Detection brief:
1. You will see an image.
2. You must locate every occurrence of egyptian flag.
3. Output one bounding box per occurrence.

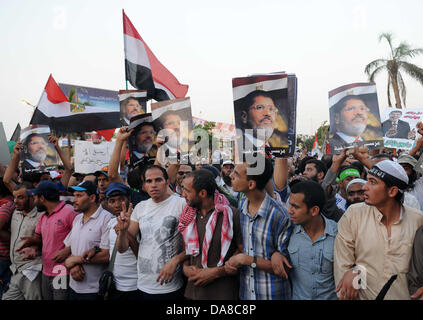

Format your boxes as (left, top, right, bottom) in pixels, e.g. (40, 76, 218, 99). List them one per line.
(123, 10, 189, 101)
(30, 75, 119, 135)
(312, 132, 322, 158)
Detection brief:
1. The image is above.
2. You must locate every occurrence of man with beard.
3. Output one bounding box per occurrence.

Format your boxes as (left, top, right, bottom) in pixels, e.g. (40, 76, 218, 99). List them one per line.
(334, 166, 361, 212)
(180, 169, 242, 300)
(21, 133, 50, 173)
(121, 97, 145, 126)
(330, 95, 380, 151)
(345, 178, 366, 208)
(2, 183, 43, 300)
(218, 160, 239, 199)
(16, 181, 78, 300)
(238, 90, 286, 151)
(334, 160, 423, 300)
(64, 181, 112, 300)
(128, 114, 158, 169)
(302, 159, 327, 183)
(397, 153, 423, 210)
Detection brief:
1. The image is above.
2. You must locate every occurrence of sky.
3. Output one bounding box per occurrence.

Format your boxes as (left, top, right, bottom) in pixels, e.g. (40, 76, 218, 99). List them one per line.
(1, 0, 423, 139)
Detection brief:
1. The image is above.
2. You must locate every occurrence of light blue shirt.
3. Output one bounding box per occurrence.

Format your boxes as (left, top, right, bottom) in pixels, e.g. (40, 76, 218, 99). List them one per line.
(288, 215, 338, 300)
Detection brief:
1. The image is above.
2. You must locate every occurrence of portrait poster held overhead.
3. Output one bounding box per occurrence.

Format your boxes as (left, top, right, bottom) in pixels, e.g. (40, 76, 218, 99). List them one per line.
(328, 82, 383, 153)
(118, 89, 148, 126)
(232, 72, 295, 159)
(381, 107, 423, 150)
(19, 125, 59, 174)
(127, 113, 158, 169)
(151, 98, 194, 163)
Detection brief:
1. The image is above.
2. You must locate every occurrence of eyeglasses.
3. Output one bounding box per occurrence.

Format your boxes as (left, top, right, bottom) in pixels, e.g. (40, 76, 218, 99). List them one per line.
(177, 171, 191, 176)
(249, 104, 278, 114)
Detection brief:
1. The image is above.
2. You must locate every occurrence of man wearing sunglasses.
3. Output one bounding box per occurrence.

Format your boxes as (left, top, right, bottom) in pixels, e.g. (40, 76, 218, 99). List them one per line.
(171, 165, 193, 196)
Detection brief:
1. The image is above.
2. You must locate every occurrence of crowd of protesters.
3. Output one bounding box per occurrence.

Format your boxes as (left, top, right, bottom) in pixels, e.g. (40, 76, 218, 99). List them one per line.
(1, 121, 423, 301)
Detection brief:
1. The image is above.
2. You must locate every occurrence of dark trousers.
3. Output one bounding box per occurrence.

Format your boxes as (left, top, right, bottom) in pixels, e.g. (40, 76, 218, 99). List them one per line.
(69, 288, 101, 301)
(108, 287, 139, 301)
(0, 259, 12, 300)
(41, 274, 69, 300)
(136, 286, 185, 301)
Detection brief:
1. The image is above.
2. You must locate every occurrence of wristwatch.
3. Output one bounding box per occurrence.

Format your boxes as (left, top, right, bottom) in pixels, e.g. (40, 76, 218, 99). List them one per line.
(250, 256, 257, 269)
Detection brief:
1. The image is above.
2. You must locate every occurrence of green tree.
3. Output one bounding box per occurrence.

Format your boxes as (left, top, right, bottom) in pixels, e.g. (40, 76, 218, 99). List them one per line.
(365, 32, 423, 109)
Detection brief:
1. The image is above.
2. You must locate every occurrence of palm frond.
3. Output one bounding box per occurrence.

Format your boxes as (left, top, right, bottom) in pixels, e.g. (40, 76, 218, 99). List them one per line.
(397, 71, 406, 107)
(364, 59, 387, 77)
(399, 61, 423, 86)
(368, 65, 387, 82)
(394, 41, 411, 59)
(401, 48, 423, 60)
(379, 32, 395, 58)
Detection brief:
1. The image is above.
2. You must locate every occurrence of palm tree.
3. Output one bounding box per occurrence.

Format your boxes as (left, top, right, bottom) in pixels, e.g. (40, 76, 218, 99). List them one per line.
(365, 32, 423, 109)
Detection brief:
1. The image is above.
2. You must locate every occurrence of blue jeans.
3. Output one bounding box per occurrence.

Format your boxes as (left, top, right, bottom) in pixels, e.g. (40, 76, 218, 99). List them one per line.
(0, 259, 12, 300)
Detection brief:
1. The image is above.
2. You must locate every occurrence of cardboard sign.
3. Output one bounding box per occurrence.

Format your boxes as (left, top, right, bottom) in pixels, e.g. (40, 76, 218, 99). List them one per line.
(329, 82, 383, 153)
(381, 107, 423, 150)
(74, 140, 115, 174)
(19, 125, 58, 173)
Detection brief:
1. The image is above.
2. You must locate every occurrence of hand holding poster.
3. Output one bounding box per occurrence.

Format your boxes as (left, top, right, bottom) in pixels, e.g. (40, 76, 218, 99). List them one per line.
(74, 140, 115, 174)
(118, 90, 148, 126)
(232, 72, 297, 158)
(329, 82, 383, 153)
(20, 125, 58, 173)
(381, 108, 423, 150)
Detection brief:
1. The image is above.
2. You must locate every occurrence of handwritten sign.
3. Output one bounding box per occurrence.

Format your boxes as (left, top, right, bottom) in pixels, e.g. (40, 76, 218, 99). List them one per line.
(74, 140, 115, 174)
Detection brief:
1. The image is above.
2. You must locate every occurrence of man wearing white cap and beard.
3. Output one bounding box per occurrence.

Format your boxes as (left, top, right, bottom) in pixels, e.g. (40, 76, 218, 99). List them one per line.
(345, 178, 366, 208)
(334, 160, 423, 300)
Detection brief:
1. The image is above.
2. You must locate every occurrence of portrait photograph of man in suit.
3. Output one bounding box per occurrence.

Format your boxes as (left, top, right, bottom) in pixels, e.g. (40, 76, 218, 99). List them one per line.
(382, 109, 415, 139)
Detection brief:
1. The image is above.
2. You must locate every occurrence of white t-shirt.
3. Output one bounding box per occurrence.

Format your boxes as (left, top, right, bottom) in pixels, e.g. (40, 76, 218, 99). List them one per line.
(410, 177, 423, 210)
(130, 195, 186, 294)
(108, 218, 138, 292)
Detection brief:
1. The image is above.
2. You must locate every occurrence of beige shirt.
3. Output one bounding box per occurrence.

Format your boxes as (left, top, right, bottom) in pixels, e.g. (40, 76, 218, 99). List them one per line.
(334, 202, 423, 300)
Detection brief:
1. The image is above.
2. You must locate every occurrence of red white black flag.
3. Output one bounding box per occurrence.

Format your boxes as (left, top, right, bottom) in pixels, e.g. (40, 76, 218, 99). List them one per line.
(123, 10, 189, 101)
(30, 74, 119, 133)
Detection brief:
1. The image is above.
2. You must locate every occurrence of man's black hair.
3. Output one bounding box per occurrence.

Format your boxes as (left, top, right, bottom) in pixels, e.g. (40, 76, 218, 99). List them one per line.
(13, 181, 34, 192)
(242, 90, 274, 113)
(142, 165, 169, 181)
(290, 180, 326, 211)
(127, 166, 143, 190)
(186, 169, 217, 197)
(246, 154, 274, 191)
(304, 159, 328, 175)
(383, 179, 405, 204)
(297, 156, 315, 175)
(350, 161, 365, 177)
(371, 153, 392, 161)
(321, 154, 333, 172)
(0, 178, 12, 198)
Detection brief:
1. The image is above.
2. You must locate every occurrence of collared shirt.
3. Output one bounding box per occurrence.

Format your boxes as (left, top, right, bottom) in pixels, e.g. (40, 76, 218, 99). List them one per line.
(334, 202, 423, 300)
(336, 132, 363, 143)
(64, 205, 112, 294)
(35, 201, 78, 276)
(0, 197, 14, 260)
(335, 193, 347, 212)
(288, 215, 338, 300)
(9, 207, 42, 274)
(239, 193, 292, 300)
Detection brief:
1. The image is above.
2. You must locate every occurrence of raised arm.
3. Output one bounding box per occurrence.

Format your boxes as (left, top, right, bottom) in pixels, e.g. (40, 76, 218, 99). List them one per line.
(109, 127, 132, 184)
(3, 141, 22, 193)
(49, 134, 73, 188)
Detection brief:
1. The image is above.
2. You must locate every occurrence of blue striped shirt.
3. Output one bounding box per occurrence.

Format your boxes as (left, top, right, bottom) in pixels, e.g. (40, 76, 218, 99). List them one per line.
(239, 193, 293, 300)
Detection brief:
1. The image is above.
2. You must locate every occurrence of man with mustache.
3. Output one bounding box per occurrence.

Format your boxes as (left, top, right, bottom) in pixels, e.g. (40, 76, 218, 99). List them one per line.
(330, 95, 380, 151)
(239, 90, 283, 150)
(121, 97, 145, 126)
(128, 114, 157, 169)
(21, 134, 50, 174)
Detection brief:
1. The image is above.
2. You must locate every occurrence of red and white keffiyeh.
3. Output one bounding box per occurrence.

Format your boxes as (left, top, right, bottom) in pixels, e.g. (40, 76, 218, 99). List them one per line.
(179, 191, 233, 268)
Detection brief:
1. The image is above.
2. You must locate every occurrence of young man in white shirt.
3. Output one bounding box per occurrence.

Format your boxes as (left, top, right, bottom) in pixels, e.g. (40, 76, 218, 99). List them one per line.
(116, 165, 187, 300)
